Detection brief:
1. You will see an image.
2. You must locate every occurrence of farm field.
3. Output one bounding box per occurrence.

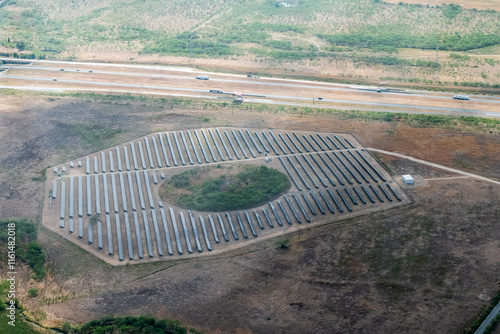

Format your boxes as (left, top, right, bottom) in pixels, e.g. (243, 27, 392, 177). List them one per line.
(1, 93, 500, 332)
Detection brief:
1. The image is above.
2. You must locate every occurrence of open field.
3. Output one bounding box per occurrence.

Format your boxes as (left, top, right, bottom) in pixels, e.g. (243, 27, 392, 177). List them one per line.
(0, 93, 500, 332)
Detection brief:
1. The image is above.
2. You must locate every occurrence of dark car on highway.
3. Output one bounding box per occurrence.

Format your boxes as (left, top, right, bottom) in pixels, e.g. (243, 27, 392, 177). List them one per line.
(209, 89, 223, 93)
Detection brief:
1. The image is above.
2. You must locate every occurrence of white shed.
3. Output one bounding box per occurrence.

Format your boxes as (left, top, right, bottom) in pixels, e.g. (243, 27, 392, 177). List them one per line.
(402, 174, 414, 184)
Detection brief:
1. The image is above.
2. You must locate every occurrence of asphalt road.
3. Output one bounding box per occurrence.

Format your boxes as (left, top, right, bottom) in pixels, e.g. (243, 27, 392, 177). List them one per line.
(3, 58, 500, 101)
(474, 302, 500, 334)
(2, 74, 496, 117)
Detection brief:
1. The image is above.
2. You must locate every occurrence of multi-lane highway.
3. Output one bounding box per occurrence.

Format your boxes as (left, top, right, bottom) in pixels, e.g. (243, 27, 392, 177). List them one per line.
(1, 58, 499, 117)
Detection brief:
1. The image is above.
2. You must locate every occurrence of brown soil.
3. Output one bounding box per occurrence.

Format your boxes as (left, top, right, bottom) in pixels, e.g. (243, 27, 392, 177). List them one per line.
(1, 96, 500, 333)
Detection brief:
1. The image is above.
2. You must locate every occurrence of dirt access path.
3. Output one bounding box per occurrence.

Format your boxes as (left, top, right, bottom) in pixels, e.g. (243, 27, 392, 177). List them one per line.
(368, 148, 500, 186)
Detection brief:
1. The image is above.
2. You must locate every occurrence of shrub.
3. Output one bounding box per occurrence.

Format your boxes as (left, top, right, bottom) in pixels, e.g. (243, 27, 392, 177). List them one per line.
(275, 239, 291, 249)
(28, 288, 38, 298)
(161, 165, 290, 212)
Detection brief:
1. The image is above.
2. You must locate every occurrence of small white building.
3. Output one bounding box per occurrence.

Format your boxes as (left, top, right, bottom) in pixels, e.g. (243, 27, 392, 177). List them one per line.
(402, 174, 414, 184)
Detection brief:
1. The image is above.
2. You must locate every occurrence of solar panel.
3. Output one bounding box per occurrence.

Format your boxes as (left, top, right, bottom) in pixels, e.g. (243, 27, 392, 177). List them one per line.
(86, 175, 92, 216)
(169, 208, 183, 254)
(151, 209, 163, 256)
(199, 216, 212, 251)
(111, 173, 119, 213)
(141, 210, 154, 257)
(180, 211, 193, 253)
(115, 213, 124, 261)
(101, 151, 106, 173)
(151, 136, 162, 168)
(123, 213, 134, 260)
(106, 215, 113, 255)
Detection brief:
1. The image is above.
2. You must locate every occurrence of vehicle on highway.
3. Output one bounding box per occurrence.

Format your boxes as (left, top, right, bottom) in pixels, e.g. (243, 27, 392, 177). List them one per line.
(247, 74, 260, 78)
(76, 69, 80, 71)
(53, 78, 57, 81)
(209, 89, 223, 93)
(317, 97, 323, 100)
(59, 69, 64, 71)
(89, 70, 93, 73)
(453, 94, 470, 100)
(196, 75, 209, 80)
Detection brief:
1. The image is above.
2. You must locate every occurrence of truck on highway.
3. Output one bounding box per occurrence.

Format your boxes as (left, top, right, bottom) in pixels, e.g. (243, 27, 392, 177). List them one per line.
(453, 94, 470, 100)
(196, 75, 209, 80)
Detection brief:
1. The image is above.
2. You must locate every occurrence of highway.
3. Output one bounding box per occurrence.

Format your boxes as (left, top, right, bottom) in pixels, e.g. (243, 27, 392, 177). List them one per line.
(1, 58, 499, 118)
(3, 63, 500, 103)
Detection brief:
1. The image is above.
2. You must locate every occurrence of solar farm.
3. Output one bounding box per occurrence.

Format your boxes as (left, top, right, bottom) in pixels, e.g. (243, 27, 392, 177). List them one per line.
(43, 128, 410, 264)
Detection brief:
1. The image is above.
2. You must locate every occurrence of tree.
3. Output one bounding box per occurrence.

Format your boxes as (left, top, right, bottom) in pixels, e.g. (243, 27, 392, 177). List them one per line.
(26, 242, 46, 279)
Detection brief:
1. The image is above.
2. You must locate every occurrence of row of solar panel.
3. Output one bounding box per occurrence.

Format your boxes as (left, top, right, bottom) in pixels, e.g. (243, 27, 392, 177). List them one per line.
(54, 170, 159, 221)
(279, 150, 386, 192)
(57, 181, 401, 260)
(76, 130, 358, 174)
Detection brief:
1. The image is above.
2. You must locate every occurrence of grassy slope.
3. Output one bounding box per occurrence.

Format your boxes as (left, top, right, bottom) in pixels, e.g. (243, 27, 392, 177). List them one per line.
(0, 310, 41, 334)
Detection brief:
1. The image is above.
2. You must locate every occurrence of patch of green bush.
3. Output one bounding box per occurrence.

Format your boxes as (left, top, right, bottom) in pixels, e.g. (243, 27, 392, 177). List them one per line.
(0, 219, 46, 280)
(75, 315, 201, 334)
(163, 165, 290, 212)
(28, 288, 38, 298)
(319, 31, 500, 52)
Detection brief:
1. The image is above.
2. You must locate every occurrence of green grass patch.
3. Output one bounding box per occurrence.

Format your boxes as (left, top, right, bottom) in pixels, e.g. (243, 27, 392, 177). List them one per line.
(0, 280, 40, 333)
(70, 123, 122, 151)
(160, 165, 290, 212)
(0, 310, 40, 334)
(74, 315, 201, 334)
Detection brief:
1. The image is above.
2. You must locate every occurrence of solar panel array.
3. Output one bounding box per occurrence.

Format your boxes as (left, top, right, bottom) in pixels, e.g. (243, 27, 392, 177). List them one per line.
(47, 128, 407, 263)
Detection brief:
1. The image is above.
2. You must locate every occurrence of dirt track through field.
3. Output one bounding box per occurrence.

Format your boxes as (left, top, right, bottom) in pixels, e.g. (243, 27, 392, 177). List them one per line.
(368, 148, 500, 186)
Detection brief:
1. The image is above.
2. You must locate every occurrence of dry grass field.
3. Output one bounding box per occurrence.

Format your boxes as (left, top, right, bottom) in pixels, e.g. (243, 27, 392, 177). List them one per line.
(1, 93, 500, 332)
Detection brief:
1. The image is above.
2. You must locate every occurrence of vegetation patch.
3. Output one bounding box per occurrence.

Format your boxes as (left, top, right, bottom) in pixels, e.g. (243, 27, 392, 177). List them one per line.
(74, 315, 201, 334)
(0, 219, 46, 280)
(69, 123, 122, 152)
(160, 165, 290, 212)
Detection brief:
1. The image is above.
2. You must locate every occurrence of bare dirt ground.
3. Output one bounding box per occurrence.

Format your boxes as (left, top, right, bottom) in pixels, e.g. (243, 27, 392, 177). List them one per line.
(1, 95, 500, 333)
